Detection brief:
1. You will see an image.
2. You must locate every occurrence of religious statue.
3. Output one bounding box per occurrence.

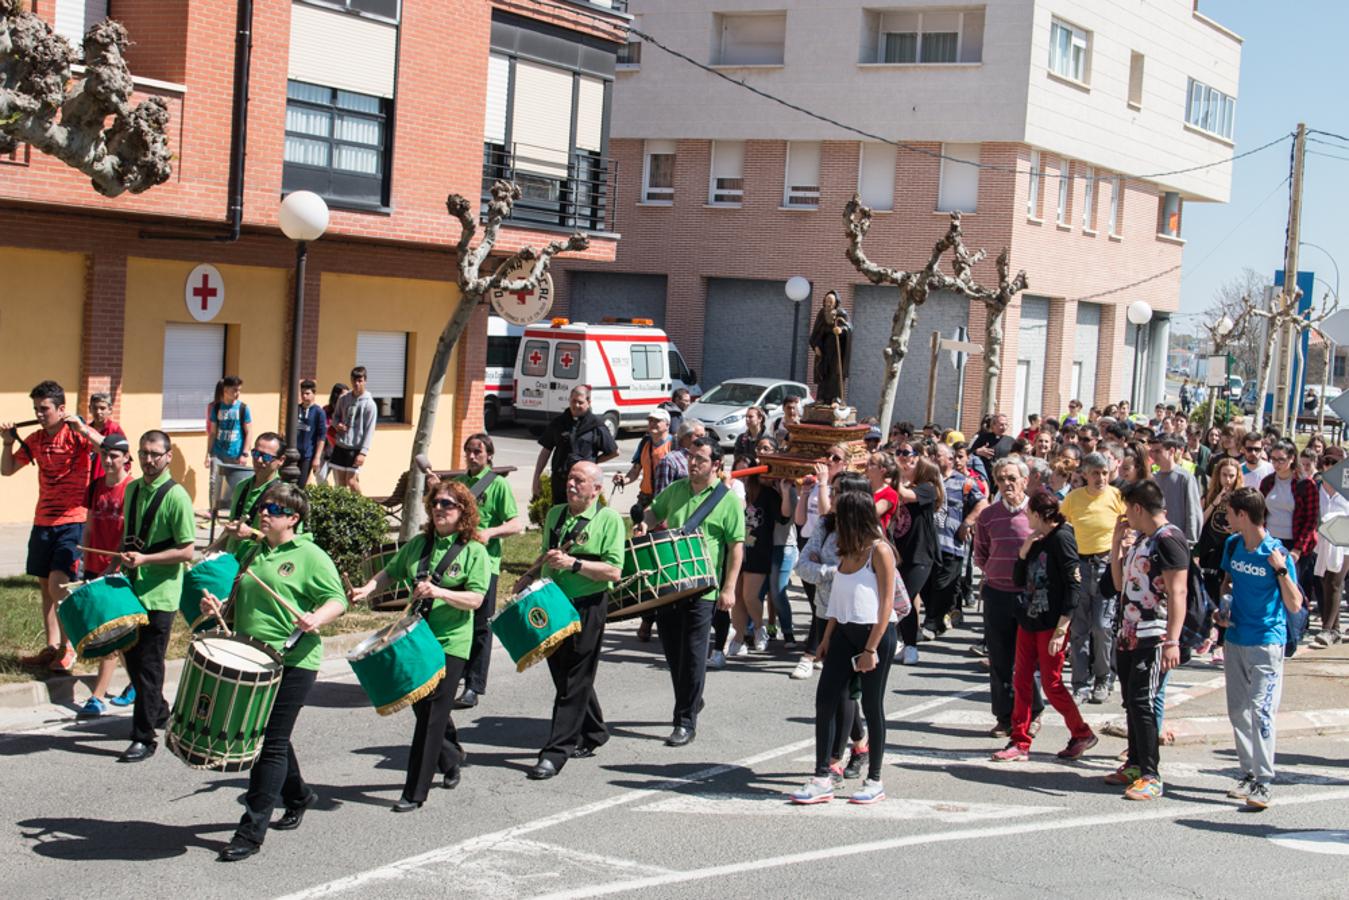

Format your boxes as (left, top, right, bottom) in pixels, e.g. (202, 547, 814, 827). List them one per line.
(808, 290, 852, 405)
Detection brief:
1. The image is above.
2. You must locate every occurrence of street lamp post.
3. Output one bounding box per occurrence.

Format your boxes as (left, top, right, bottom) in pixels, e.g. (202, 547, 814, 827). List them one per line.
(1127, 300, 1153, 412)
(1208, 314, 1234, 430)
(785, 276, 811, 383)
(278, 190, 330, 482)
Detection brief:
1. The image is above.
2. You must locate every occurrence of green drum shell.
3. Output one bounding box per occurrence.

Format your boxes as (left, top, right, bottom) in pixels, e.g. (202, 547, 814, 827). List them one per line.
(180, 553, 240, 632)
(57, 575, 149, 660)
(166, 634, 284, 772)
(346, 616, 446, 716)
(611, 530, 717, 620)
(491, 579, 581, 672)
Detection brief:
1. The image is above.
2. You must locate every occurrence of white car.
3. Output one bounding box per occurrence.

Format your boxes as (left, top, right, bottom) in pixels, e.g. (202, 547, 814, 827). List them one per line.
(688, 378, 812, 449)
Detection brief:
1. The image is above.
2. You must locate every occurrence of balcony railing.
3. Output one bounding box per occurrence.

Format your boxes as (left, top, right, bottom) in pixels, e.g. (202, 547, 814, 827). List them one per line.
(483, 142, 618, 234)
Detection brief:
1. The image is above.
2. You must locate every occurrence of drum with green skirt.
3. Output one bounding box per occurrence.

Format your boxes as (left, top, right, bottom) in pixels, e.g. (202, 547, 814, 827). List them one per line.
(346, 614, 446, 715)
(167, 633, 284, 771)
(57, 575, 149, 660)
(180, 552, 240, 631)
(490, 578, 581, 672)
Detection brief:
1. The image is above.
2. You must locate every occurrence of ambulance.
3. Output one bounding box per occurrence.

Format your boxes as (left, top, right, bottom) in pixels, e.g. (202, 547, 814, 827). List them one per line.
(484, 314, 523, 430)
(513, 318, 700, 436)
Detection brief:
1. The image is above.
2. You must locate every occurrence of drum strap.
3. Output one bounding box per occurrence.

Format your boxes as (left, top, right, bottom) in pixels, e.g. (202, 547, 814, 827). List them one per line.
(231, 476, 270, 524)
(678, 482, 729, 536)
(122, 478, 179, 553)
(549, 510, 589, 551)
(469, 470, 498, 501)
(417, 536, 469, 584)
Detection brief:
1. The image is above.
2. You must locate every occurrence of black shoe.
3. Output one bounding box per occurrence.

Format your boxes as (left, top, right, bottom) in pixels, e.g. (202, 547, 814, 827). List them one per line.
(274, 791, 318, 831)
(442, 767, 461, 790)
(844, 749, 869, 780)
(665, 726, 695, 747)
(453, 688, 479, 710)
(571, 745, 598, 759)
(391, 798, 422, 813)
(988, 721, 1012, 738)
(217, 837, 260, 862)
(528, 759, 559, 780)
(118, 740, 156, 763)
(636, 620, 653, 642)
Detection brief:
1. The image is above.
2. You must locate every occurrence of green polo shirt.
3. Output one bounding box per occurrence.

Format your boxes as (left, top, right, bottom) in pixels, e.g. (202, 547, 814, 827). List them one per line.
(453, 467, 519, 576)
(234, 533, 347, 670)
(650, 478, 746, 600)
(122, 470, 195, 613)
(384, 533, 491, 660)
(226, 473, 279, 552)
(541, 502, 625, 600)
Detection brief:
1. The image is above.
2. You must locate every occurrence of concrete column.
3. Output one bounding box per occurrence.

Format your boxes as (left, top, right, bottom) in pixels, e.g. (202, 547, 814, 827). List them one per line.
(1144, 315, 1171, 408)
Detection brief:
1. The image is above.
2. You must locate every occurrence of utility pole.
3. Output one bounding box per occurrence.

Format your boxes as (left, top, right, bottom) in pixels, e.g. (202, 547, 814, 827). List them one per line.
(1272, 123, 1306, 435)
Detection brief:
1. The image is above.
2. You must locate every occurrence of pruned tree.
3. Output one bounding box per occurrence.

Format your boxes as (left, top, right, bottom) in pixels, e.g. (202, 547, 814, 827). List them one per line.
(1210, 268, 1272, 381)
(398, 181, 589, 540)
(844, 200, 1027, 431)
(1197, 299, 1254, 429)
(0, 1, 172, 196)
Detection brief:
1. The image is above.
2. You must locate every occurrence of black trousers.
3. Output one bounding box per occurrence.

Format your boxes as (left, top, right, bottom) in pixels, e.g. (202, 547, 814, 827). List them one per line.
(405, 654, 467, 803)
(897, 563, 932, 646)
(541, 596, 609, 768)
(655, 596, 715, 729)
(922, 552, 965, 626)
(236, 666, 317, 846)
(298, 456, 315, 486)
(711, 608, 731, 653)
(814, 622, 897, 781)
(123, 610, 175, 745)
(461, 575, 498, 694)
(1116, 642, 1164, 779)
(983, 585, 1043, 724)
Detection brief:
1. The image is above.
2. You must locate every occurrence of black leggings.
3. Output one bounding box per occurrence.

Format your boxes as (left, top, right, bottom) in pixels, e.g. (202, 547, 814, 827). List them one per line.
(832, 688, 865, 761)
(897, 564, 931, 646)
(814, 621, 897, 780)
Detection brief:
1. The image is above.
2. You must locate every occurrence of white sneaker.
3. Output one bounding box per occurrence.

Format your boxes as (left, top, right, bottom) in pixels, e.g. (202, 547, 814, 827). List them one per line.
(753, 631, 769, 653)
(813, 658, 824, 670)
(900, 645, 919, 666)
(727, 639, 748, 658)
(708, 650, 727, 670)
(790, 656, 814, 680)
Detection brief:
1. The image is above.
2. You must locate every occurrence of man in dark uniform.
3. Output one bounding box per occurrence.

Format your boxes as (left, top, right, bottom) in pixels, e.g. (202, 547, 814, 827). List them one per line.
(521, 461, 624, 780)
(532, 386, 619, 506)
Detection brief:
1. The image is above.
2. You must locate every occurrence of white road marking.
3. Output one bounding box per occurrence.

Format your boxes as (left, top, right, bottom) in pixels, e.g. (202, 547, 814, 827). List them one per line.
(638, 792, 1065, 822)
(410, 837, 673, 896)
(533, 787, 1349, 900)
(1267, 830, 1349, 855)
(274, 688, 982, 900)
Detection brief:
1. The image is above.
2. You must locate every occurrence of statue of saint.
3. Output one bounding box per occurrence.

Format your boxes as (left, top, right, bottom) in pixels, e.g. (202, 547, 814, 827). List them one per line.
(808, 290, 852, 405)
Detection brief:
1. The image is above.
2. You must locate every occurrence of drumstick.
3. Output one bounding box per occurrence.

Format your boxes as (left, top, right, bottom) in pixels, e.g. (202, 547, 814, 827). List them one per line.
(202, 523, 264, 557)
(77, 545, 121, 557)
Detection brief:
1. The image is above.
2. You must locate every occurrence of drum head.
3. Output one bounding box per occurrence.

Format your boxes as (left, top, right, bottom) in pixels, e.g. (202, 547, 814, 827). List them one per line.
(195, 636, 278, 673)
(347, 615, 419, 661)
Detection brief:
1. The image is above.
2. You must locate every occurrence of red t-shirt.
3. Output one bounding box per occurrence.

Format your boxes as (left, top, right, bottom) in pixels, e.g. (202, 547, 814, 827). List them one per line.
(84, 473, 131, 577)
(14, 426, 94, 526)
(89, 419, 127, 485)
(874, 485, 899, 530)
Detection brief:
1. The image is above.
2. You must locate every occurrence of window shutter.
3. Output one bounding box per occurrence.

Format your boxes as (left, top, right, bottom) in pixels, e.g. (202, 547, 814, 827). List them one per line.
(719, 13, 786, 65)
(289, 3, 397, 99)
(162, 323, 225, 430)
(54, 0, 107, 49)
(710, 140, 744, 203)
(356, 331, 407, 400)
(511, 60, 574, 178)
(485, 54, 509, 145)
(575, 76, 605, 153)
(858, 142, 896, 211)
(938, 143, 980, 213)
(784, 141, 821, 206)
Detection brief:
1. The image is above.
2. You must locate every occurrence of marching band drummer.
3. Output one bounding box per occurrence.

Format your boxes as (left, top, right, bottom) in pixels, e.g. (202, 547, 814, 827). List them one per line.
(221, 432, 286, 552)
(634, 437, 745, 748)
(202, 482, 347, 862)
(521, 461, 625, 781)
(349, 480, 490, 811)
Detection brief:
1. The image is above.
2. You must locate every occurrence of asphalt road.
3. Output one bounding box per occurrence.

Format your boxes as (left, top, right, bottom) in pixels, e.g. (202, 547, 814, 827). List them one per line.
(4, 601, 1349, 900)
(485, 422, 644, 516)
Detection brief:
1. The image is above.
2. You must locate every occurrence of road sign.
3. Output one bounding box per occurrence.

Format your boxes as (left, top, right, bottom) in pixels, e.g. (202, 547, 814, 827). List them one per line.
(1320, 515, 1349, 548)
(1320, 309, 1349, 347)
(1329, 390, 1349, 423)
(1322, 458, 1349, 504)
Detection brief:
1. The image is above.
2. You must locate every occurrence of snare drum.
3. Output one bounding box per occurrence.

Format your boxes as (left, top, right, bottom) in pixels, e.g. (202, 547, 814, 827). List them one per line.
(356, 542, 412, 611)
(57, 575, 149, 660)
(609, 529, 718, 621)
(346, 615, 446, 715)
(491, 578, 581, 672)
(180, 552, 240, 631)
(167, 633, 284, 771)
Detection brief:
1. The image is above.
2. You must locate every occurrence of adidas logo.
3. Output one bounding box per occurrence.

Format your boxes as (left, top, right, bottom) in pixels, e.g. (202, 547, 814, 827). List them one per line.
(1230, 559, 1268, 577)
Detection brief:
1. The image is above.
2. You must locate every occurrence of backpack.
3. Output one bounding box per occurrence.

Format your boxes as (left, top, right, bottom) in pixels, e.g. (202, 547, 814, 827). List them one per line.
(1105, 524, 1214, 660)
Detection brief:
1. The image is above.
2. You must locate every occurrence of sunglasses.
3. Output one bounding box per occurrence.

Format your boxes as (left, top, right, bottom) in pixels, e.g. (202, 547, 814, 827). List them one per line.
(262, 502, 296, 517)
(251, 449, 278, 463)
(431, 498, 462, 511)
(896, 449, 914, 457)
(827, 454, 846, 463)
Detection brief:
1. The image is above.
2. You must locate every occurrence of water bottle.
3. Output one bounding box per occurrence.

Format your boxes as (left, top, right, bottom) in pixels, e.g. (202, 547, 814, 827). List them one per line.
(1220, 592, 1233, 620)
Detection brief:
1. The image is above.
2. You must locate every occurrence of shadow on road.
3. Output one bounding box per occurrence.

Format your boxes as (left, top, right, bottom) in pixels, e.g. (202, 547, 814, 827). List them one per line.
(17, 816, 235, 860)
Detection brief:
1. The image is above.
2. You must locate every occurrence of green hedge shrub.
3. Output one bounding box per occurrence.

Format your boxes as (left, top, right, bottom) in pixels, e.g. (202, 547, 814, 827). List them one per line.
(305, 484, 389, 581)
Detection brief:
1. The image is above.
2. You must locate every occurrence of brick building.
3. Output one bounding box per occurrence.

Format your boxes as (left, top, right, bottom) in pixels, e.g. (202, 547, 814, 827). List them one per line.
(553, 0, 1243, 434)
(0, 0, 626, 523)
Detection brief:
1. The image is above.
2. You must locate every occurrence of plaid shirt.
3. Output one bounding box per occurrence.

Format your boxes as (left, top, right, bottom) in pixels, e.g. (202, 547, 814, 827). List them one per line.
(1258, 472, 1320, 558)
(653, 447, 688, 495)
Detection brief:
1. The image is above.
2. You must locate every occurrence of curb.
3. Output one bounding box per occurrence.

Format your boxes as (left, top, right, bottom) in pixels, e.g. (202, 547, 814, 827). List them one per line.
(1166, 708, 1349, 746)
(0, 629, 377, 712)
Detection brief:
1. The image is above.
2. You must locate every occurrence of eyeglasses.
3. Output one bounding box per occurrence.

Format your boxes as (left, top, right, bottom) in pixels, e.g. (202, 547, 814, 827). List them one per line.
(138, 449, 166, 460)
(262, 502, 296, 517)
(1270, 456, 1290, 464)
(431, 498, 462, 511)
(895, 449, 914, 457)
(251, 449, 278, 463)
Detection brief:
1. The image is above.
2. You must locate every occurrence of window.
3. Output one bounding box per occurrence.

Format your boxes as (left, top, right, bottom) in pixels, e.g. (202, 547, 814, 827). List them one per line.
(1336, 355, 1346, 380)
(709, 140, 745, 205)
(521, 340, 550, 377)
(1108, 175, 1122, 236)
(1128, 52, 1144, 107)
(553, 341, 582, 379)
(1026, 149, 1042, 218)
(618, 41, 642, 67)
(1048, 18, 1089, 84)
(298, 0, 400, 23)
(486, 334, 520, 369)
(1158, 191, 1183, 238)
(865, 7, 984, 64)
(162, 323, 224, 430)
(356, 330, 408, 422)
(1056, 158, 1071, 226)
(631, 345, 663, 381)
(669, 350, 694, 384)
(762, 385, 787, 407)
(937, 142, 980, 213)
(1081, 166, 1096, 231)
(284, 80, 390, 207)
(858, 142, 896, 211)
(783, 141, 821, 208)
(54, 0, 107, 48)
(1185, 77, 1236, 140)
(714, 12, 786, 66)
(643, 140, 675, 203)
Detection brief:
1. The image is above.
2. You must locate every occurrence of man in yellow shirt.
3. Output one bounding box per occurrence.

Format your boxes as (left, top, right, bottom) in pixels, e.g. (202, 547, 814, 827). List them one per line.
(1061, 451, 1126, 705)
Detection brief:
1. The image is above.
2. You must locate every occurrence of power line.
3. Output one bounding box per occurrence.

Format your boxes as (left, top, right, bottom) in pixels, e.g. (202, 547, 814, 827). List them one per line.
(1180, 176, 1290, 280)
(1308, 149, 1349, 163)
(1309, 128, 1349, 145)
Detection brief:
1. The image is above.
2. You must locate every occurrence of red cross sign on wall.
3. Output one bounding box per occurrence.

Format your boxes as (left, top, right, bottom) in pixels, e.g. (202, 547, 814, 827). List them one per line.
(184, 263, 226, 322)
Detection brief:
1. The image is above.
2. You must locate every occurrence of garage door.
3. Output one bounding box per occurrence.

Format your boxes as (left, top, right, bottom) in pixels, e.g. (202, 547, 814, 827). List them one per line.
(1011, 296, 1049, 431)
(852, 285, 970, 426)
(566, 272, 667, 327)
(702, 278, 811, 389)
(1073, 302, 1100, 410)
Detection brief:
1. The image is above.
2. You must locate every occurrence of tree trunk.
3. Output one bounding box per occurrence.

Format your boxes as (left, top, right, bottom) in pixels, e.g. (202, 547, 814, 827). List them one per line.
(982, 305, 1005, 418)
(397, 296, 480, 541)
(876, 296, 919, 433)
(1254, 320, 1279, 431)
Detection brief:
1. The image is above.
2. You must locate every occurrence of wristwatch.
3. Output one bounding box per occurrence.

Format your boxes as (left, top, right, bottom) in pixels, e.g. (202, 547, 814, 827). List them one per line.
(570, 559, 583, 574)
(1273, 566, 1288, 578)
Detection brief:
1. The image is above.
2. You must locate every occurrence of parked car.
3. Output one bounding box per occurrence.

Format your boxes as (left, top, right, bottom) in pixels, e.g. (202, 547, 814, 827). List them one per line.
(688, 378, 812, 449)
(1304, 385, 1343, 421)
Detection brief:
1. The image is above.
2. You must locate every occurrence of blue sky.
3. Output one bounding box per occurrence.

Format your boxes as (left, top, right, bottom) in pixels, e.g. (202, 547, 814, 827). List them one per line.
(1177, 1, 1349, 329)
